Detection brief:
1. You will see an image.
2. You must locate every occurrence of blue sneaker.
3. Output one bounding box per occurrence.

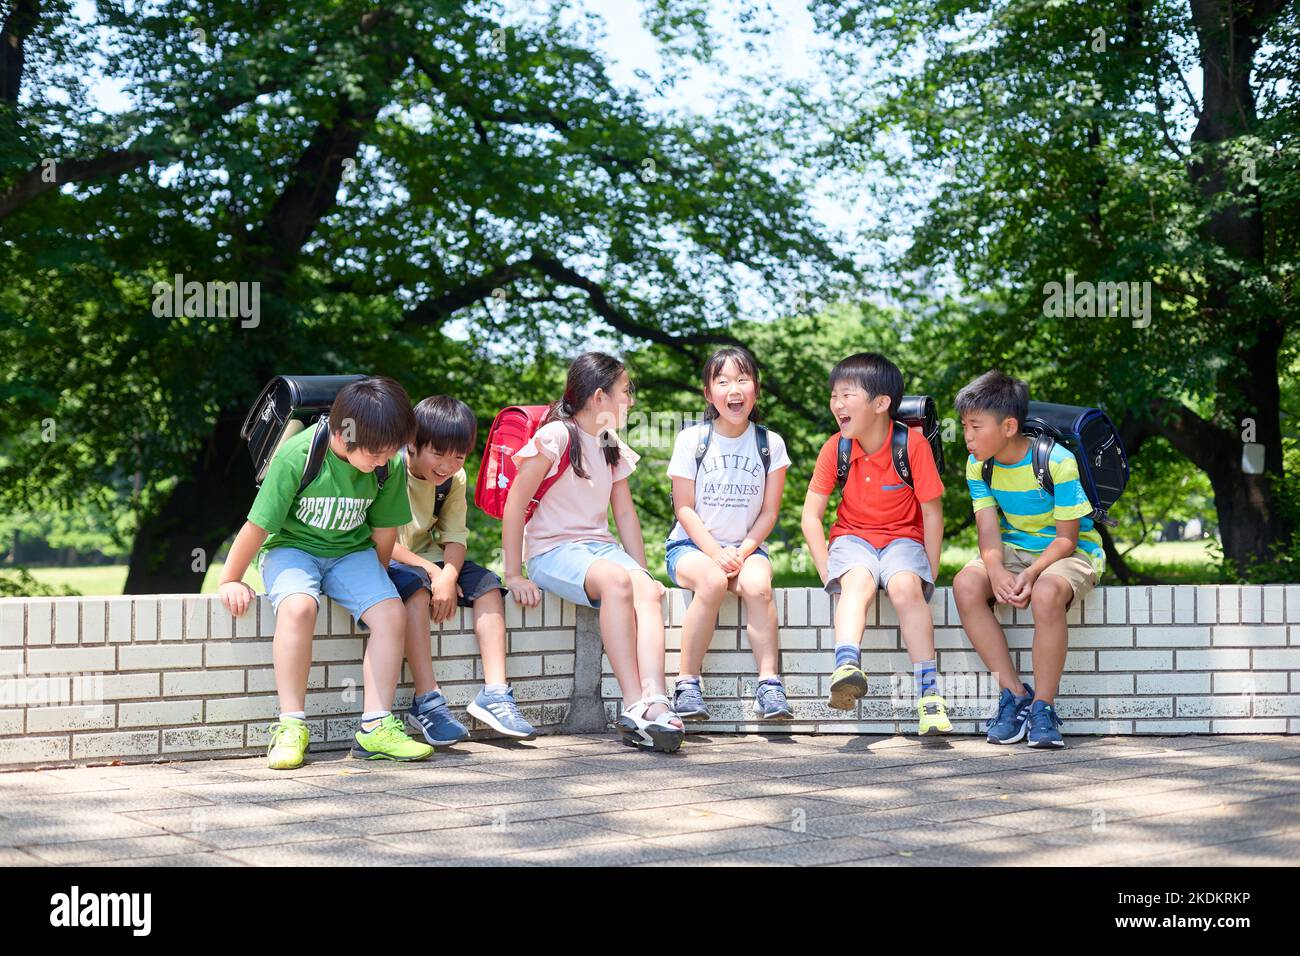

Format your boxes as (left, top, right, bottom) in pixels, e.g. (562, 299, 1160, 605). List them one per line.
(466, 686, 537, 740)
(673, 678, 710, 721)
(985, 684, 1035, 744)
(407, 690, 469, 746)
(752, 679, 794, 720)
(1027, 699, 1065, 748)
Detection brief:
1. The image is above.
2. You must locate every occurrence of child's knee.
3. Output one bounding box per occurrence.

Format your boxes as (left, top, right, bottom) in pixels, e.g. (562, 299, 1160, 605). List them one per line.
(953, 568, 988, 605)
(474, 587, 504, 612)
(886, 573, 925, 606)
(275, 594, 317, 626)
(1030, 576, 1071, 614)
(694, 566, 729, 599)
(736, 571, 772, 603)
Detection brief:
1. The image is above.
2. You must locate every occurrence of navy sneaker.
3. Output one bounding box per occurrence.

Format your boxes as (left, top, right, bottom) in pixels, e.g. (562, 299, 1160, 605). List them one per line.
(985, 684, 1035, 744)
(466, 686, 537, 740)
(1027, 699, 1065, 748)
(753, 679, 794, 720)
(407, 690, 469, 746)
(673, 678, 710, 721)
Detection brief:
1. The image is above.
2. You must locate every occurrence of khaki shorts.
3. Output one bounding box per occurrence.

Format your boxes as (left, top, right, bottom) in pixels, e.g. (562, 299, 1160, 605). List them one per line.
(962, 544, 1098, 607)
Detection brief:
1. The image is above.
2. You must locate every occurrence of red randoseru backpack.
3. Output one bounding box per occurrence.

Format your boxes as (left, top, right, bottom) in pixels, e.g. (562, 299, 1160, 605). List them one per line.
(475, 405, 571, 521)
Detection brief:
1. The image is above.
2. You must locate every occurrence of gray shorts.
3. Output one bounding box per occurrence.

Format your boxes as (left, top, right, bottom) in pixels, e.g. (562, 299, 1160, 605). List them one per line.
(825, 535, 934, 601)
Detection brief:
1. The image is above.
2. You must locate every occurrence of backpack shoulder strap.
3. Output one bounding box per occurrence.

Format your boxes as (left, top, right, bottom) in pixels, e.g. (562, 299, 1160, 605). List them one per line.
(835, 436, 852, 490)
(890, 420, 914, 491)
(693, 421, 713, 476)
(1032, 434, 1056, 496)
(299, 416, 332, 494)
(981, 457, 994, 488)
(754, 424, 770, 495)
(433, 477, 453, 515)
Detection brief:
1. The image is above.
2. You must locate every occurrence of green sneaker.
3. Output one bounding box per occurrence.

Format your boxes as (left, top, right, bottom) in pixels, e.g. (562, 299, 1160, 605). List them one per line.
(917, 693, 953, 735)
(827, 663, 869, 711)
(267, 717, 310, 770)
(351, 713, 435, 762)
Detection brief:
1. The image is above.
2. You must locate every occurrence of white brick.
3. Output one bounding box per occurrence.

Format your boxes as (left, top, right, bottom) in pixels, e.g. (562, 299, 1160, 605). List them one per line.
(162, 725, 244, 752)
(858, 628, 899, 649)
(1173, 587, 1195, 624)
(54, 599, 79, 644)
(205, 641, 274, 667)
(1097, 650, 1170, 671)
(99, 673, 160, 701)
(1070, 627, 1133, 648)
(1082, 592, 1105, 624)
(1133, 720, 1210, 734)
(327, 599, 354, 636)
(509, 630, 574, 653)
(1097, 697, 1171, 719)
(513, 678, 573, 702)
(1177, 697, 1249, 718)
(235, 599, 259, 638)
(247, 666, 323, 693)
(1127, 587, 1149, 625)
(0, 711, 20, 734)
(1218, 586, 1240, 624)
(504, 598, 524, 629)
(1195, 587, 1217, 624)
(1252, 695, 1300, 717)
(1251, 649, 1300, 670)
(1176, 649, 1251, 670)
(204, 696, 278, 723)
(544, 653, 575, 676)
(503, 655, 543, 679)
(0, 649, 22, 674)
(439, 633, 480, 656)
(774, 628, 818, 649)
(1060, 720, 1131, 734)
(667, 589, 686, 627)
(1211, 718, 1287, 733)
(1060, 674, 1134, 695)
(26, 600, 52, 645)
(1263, 587, 1284, 623)
(209, 600, 237, 639)
(26, 704, 115, 733)
(158, 597, 184, 641)
(782, 589, 808, 627)
(73, 731, 158, 760)
(808, 589, 831, 626)
(119, 699, 203, 727)
(1105, 588, 1126, 624)
(311, 638, 365, 661)
(81, 599, 106, 644)
(0, 675, 67, 706)
(326, 664, 364, 687)
(117, 644, 203, 670)
(1054, 698, 1094, 719)
(0, 601, 23, 646)
(134, 597, 158, 642)
(1135, 673, 1210, 694)
(1150, 586, 1172, 624)
(1286, 586, 1300, 623)
(1239, 586, 1262, 624)
(0, 735, 69, 764)
(542, 592, 564, 628)
(305, 690, 364, 716)
(26, 646, 116, 674)
(1019, 649, 1098, 672)
(877, 596, 898, 627)
(718, 594, 741, 627)
(1212, 672, 1288, 694)
(928, 592, 945, 625)
(777, 651, 835, 674)
(1135, 626, 1210, 647)
(163, 671, 244, 697)
(107, 597, 133, 643)
(1211, 625, 1286, 646)
(184, 597, 209, 640)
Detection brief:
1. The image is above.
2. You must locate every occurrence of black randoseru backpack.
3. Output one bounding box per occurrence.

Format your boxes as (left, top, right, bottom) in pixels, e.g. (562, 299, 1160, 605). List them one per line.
(239, 374, 451, 508)
(835, 395, 945, 491)
(980, 401, 1129, 527)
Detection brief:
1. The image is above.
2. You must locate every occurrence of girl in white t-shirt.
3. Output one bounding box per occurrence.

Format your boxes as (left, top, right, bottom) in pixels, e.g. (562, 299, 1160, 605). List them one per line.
(502, 352, 684, 753)
(667, 346, 792, 721)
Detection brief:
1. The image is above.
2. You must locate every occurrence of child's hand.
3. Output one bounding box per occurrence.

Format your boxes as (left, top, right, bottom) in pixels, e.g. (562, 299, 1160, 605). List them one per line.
(430, 571, 459, 623)
(1010, 568, 1038, 607)
(649, 576, 667, 599)
(715, 547, 743, 576)
(504, 573, 541, 608)
(988, 565, 1019, 606)
(219, 581, 255, 618)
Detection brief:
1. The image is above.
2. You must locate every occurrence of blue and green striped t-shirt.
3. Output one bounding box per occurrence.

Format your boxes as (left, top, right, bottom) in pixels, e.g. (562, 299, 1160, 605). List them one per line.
(965, 443, 1105, 574)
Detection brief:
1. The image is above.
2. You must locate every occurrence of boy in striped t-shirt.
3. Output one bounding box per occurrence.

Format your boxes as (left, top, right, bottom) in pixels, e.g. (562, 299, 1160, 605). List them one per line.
(952, 371, 1102, 749)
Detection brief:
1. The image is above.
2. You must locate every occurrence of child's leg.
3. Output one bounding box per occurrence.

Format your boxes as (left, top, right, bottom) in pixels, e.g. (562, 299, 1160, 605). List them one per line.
(673, 550, 730, 679)
(629, 570, 674, 721)
(731, 555, 779, 678)
(471, 588, 508, 687)
(1028, 574, 1073, 702)
(953, 565, 1027, 695)
(583, 559, 643, 704)
(888, 571, 934, 662)
(403, 588, 437, 697)
(834, 566, 877, 647)
(359, 597, 407, 714)
(272, 593, 318, 713)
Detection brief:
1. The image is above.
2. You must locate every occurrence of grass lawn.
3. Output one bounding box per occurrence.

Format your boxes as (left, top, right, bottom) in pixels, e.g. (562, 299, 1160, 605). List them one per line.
(10, 538, 1220, 596)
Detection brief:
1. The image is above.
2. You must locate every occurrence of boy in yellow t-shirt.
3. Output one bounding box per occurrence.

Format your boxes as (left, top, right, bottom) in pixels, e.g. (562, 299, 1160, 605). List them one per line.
(388, 396, 536, 743)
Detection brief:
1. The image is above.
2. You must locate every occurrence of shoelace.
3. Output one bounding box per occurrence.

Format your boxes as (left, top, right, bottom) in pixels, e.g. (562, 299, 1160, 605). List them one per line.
(1029, 707, 1060, 732)
(486, 696, 525, 724)
(986, 692, 1020, 730)
(757, 682, 785, 707)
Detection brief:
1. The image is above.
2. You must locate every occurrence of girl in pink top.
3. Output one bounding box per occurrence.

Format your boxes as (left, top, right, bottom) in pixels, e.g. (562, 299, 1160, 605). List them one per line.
(502, 352, 684, 753)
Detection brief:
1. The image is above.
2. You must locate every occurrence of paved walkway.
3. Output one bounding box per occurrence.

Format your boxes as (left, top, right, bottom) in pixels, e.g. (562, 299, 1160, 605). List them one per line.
(2, 734, 1298, 866)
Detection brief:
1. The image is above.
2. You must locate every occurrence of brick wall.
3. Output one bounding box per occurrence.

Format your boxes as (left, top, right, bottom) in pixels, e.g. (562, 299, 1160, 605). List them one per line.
(0, 585, 1296, 767)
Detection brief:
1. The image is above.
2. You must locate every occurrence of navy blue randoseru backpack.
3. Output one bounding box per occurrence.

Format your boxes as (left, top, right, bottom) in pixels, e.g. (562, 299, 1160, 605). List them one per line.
(834, 395, 945, 492)
(240, 374, 451, 510)
(980, 401, 1129, 527)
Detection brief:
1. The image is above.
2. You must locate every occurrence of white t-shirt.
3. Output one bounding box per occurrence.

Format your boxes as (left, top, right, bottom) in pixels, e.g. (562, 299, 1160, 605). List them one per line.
(666, 421, 790, 548)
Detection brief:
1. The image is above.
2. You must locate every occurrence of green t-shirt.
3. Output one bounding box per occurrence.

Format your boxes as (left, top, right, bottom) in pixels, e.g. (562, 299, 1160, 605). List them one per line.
(248, 424, 412, 559)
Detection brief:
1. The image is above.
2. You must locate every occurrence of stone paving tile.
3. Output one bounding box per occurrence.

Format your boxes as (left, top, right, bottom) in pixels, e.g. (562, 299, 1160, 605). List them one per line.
(684, 834, 906, 866)
(0, 847, 46, 865)
(167, 778, 345, 804)
(580, 786, 739, 812)
(570, 804, 760, 839)
(122, 803, 305, 834)
(113, 852, 247, 867)
(1116, 829, 1300, 867)
(28, 833, 204, 865)
(187, 819, 360, 850)
(221, 837, 428, 866)
(291, 765, 504, 793)
(21, 787, 218, 815)
(331, 807, 492, 835)
(0, 813, 170, 848)
(395, 777, 614, 809)
(457, 797, 610, 824)
(643, 821, 826, 856)
(258, 791, 451, 821)
(367, 816, 628, 857)
(510, 838, 683, 867)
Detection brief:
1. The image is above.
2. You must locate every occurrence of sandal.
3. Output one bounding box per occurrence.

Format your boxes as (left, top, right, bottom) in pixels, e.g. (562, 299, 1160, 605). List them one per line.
(616, 694, 685, 753)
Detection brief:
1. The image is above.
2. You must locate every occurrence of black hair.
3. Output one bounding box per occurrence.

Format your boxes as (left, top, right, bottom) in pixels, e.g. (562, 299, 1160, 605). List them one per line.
(828, 352, 904, 418)
(330, 376, 416, 453)
(700, 346, 762, 423)
(412, 395, 477, 456)
(542, 351, 628, 478)
(953, 369, 1030, 432)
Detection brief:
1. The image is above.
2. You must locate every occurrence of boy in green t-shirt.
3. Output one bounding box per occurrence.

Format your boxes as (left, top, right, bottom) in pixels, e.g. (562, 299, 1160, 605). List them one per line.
(219, 376, 434, 769)
(386, 396, 536, 744)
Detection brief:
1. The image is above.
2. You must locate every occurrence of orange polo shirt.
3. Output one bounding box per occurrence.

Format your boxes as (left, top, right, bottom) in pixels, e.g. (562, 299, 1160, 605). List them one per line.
(809, 426, 944, 548)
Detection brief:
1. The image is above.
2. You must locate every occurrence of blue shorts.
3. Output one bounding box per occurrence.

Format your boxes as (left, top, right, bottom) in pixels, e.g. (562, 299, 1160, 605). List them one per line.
(260, 546, 400, 631)
(387, 558, 507, 607)
(664, 538, 769, 588)
(825, 535, 935, 602)
(525, 541, 652, 609)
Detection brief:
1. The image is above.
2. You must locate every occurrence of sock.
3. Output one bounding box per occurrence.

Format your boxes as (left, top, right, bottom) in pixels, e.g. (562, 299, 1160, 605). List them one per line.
(676, 676, 701, 687)
(413, 689, 442, 709)
(758, 676, 782, 685)
(360, 710, 390, 731)
(483, 683, 509, 696)
(915, 659, 939, 698)
(1014, 684, 1033, 700)
(280, 711, 306, 723)
(834, 644, 861, 670)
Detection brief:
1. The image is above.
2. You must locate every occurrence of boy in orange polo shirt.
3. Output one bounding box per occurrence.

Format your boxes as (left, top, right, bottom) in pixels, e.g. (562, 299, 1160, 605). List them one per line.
(801, 353, 949, 734)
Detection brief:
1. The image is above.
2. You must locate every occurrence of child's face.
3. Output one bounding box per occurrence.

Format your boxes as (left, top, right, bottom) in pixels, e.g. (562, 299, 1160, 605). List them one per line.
(829, 378, 890, 438)
(705, 358, 757, 426)
(408, 444, 467, 482)
(344, 444, 398, 474)
(594, 370, 635, 432)
(961, 411, 1019, 461)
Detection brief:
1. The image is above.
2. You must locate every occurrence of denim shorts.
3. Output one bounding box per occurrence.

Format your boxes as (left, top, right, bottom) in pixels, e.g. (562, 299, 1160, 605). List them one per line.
(825, 534, 934, 601)
(387, 558, 507, 607)
(260, 546, 400, 630)
(664, 538, 769, 588)
(525, 541, 652, 609)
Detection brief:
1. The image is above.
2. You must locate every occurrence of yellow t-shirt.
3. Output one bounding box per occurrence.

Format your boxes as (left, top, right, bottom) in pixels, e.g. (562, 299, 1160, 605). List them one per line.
(397, 461, 469, 563)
